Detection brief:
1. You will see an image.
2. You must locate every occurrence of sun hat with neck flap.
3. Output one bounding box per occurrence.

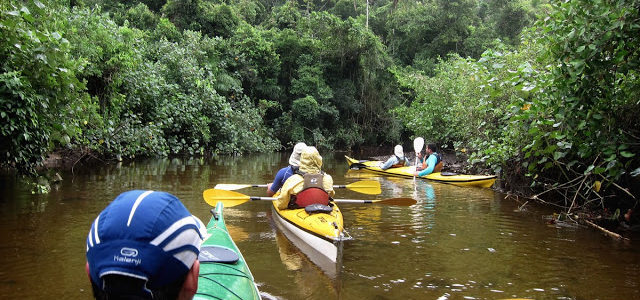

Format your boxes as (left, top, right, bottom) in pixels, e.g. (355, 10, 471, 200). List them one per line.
(394, 144, 404, 158)
(86, 190, 207, 295)
(299, 146, 323, 174)
(289, 142, 307, 167)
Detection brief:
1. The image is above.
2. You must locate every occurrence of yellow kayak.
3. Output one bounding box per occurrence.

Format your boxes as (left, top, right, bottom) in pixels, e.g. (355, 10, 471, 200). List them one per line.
(271, 200, 348, 263)
(345, 155, 496, 188)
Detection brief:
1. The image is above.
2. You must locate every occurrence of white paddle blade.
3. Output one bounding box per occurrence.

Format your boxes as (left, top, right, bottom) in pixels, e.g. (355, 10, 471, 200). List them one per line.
(214, 184, 251, 190)
(413, 137, 424, 153)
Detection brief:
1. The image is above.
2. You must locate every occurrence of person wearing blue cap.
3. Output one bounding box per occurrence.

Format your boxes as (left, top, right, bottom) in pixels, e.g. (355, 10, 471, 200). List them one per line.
(85, 190, 207, 300)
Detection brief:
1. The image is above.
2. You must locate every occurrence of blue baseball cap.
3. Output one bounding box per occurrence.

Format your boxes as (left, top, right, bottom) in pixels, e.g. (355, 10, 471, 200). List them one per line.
(86, 190, 207, 292)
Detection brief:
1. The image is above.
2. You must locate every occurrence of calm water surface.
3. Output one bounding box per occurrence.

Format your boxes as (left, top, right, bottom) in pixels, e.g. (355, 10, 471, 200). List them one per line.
(0, 152, 638, 299)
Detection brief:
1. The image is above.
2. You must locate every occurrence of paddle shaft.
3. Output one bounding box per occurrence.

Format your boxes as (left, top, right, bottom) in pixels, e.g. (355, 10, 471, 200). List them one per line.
(215, 180, 381, 195)
(413, 137, 424, 182)
(204, 188, 416, 207)
(239, 184, 362, 189)
(248, 196, 414, 206)
(248, 196, 373, 202)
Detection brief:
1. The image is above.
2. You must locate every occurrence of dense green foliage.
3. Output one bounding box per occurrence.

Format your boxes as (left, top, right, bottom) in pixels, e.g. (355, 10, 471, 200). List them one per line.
(1, 1, 87, 175)
(395, 0, 639, 211)
(3, 0, 637, 213)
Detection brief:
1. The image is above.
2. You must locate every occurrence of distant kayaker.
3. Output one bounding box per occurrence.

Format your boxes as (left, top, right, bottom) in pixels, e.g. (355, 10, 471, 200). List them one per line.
(276, 146, 335, 209)
(85, 190, 206, 300)
(414, 143, 443, 176)
(267, 142, 307, 196)
(379, 144, 408, 170)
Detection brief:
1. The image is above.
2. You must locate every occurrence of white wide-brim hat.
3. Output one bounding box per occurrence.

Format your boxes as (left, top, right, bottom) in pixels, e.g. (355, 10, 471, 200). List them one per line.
(394, 145, 404, 157)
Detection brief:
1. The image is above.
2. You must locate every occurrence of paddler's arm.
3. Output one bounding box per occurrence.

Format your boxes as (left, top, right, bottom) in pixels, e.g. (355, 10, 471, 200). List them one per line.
(323, 174, 335, 198)
(276, 175, 301, 209)
(267, 167, 287, 196)
(414, 154, 437, 176)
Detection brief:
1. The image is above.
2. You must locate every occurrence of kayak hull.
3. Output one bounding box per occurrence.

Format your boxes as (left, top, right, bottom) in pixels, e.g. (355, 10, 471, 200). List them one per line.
(272, 201, 347, 264)
(345, 155, 497, 188)
(195, 203, 261, 300)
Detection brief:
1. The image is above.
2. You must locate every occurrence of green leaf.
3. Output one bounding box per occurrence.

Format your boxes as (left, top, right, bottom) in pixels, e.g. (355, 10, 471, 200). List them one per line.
(553, 151, 566, 160)
(584, 165, 595, 174)
(23, 13, 35, 22)
(593, 167, 606, 175)
(20, 7, 34, 22)
(620, 151, 634, 158)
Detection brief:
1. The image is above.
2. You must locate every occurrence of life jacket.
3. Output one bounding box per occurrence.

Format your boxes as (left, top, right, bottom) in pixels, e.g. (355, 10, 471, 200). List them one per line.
(289, 173, 330, 208)
(432, 153, 443, 172)
(390, 155, 408, 168)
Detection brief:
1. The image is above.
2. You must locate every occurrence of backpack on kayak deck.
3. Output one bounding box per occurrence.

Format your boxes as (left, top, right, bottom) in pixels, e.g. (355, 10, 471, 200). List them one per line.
(304, 203, 333, 214)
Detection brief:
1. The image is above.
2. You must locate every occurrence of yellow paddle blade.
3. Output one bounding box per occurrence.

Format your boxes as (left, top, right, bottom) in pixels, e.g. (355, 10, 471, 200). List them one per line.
(374, 197, 416, 206)
(345, 180, 381, 195)
(203, 189, 251, 207)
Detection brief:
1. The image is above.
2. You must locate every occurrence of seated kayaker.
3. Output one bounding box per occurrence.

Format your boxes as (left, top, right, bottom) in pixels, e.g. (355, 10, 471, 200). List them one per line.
(267, 142, 307, 196)
(85, 190, 206, 300)
(379, 144, 408, 170)
(414, 143, 443, 176)
(276, 146, 335, 209)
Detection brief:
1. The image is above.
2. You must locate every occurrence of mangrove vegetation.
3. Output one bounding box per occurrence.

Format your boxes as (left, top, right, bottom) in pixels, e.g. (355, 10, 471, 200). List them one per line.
(1, 0, 639, 227)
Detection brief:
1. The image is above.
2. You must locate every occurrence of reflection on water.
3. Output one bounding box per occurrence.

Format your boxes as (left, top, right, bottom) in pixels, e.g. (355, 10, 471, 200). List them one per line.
(0, 152, 639, 299)
(269, 208, 342, 279)
(226, 223, 250, 242)
(272, 226, 342, 297)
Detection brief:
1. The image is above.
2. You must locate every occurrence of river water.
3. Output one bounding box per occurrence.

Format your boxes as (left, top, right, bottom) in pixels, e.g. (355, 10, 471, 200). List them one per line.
(0, 152, 638, 299)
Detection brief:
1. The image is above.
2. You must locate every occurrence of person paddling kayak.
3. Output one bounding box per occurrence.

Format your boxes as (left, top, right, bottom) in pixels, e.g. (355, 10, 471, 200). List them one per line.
(276, 146, 335, 209)
(414, 143, 443, 176)
(267, 142, 307, 196)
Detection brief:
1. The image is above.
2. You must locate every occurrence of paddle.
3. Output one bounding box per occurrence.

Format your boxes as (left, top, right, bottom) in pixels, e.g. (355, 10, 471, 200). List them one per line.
(213, 180, 381, 195)
(348, 159, 369, 170)
(203, 189, 417, 208)
(413, 137, 424, 182)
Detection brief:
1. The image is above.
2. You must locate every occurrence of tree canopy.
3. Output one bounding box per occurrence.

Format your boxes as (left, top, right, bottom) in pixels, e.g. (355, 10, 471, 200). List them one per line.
(2, 0, 638, 214)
